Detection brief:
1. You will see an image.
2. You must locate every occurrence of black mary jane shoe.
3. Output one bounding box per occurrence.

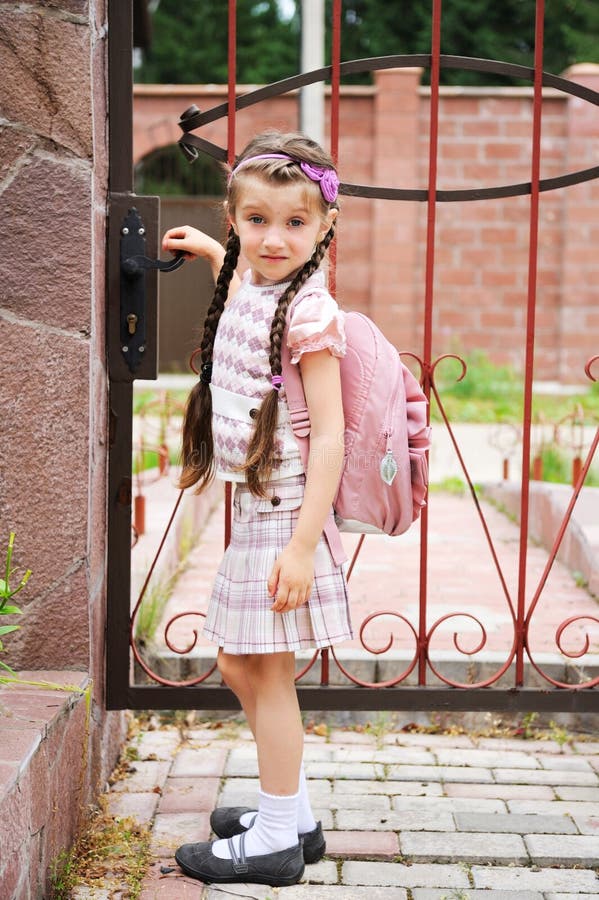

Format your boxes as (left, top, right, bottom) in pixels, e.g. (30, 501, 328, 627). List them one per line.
(175, 831, 305, 886)
(210, 806, 326, 864)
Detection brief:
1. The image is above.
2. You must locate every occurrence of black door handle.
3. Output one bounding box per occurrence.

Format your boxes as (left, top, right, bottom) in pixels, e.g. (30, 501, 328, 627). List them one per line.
(119, 207, 186, 373)
(122, 251, 186, 276)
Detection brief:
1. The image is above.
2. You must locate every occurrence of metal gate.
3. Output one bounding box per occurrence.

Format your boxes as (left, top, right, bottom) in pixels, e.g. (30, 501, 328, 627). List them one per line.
(106, 0, 599, 712)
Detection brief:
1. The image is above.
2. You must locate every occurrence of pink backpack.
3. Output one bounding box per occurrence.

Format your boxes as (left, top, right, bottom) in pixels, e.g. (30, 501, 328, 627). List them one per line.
(282, 311, 431, 548)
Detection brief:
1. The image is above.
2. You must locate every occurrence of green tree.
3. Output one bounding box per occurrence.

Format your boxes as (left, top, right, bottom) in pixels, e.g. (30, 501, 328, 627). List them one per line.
(330, 0, 599, 84)
(135, 0, 299, 84)
(136, 0, 599, 87)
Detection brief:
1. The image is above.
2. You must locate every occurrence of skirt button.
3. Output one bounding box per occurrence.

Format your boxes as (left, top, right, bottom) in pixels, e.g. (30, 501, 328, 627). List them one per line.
(249, 408, 258, 419)
(270, 495, 281, 506)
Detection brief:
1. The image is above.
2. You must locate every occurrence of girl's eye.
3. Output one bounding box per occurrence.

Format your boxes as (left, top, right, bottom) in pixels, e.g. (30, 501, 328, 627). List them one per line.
(289, 218, 304, 227)
(249, 215, 264, 224)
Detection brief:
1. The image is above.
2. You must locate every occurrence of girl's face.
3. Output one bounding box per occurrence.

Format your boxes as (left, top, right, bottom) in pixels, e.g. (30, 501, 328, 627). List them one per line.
(230, 175, 336, 286)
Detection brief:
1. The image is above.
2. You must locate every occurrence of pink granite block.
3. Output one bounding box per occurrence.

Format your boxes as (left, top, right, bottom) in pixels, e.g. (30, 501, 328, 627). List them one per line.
(0, 157, 92, 330)
(0, 9, 92, 156)
(6, 671, 88, 689)
(0, 787, 29, 866)
(0, 330, 90, 671)
(0, 693, 62, 727)
(0, 846, 24, 900)
(29, 829, 46, 899)
(0, 762, 19, 795)
(324, 829, 400, 859)
(29, 698, 87, 840)
(0, 727, 41, 763)
(0, 126, 36, 183)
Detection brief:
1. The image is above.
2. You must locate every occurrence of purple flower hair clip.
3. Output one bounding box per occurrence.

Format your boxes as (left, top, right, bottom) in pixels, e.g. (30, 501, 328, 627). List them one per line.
(229, 153, 339, 203)
(299, 161, 340, 203)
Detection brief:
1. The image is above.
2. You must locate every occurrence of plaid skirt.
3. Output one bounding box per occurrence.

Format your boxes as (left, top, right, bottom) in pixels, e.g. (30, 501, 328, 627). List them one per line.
(203, 474, 353, 654)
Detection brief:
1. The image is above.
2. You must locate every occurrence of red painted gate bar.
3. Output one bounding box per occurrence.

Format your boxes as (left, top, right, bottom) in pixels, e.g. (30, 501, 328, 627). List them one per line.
(516, 0, 545, 686)
(105, 0, 599, 710)
(418, 0, 442, 685)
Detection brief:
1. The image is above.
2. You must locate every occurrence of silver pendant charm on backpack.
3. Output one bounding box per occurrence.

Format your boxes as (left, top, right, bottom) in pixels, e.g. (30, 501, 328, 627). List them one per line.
(380, 450, 398, 485)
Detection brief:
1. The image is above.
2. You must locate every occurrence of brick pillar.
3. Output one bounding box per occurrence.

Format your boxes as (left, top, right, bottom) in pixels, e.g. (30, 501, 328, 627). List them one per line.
(559, 64, 599, 383)
(370, 68, 423, 352)
(1, 5, 99, 671)
(0, 0, 126, 873)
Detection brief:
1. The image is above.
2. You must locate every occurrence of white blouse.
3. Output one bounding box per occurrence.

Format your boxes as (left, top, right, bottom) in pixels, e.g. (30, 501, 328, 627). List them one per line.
(210, 268, 346, 482)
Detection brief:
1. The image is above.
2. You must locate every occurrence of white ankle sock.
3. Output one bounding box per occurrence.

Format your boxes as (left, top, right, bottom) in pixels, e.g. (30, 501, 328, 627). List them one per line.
(239, 809, 257, 828)
(238, 764, 316, 835)
(297, 765, 317, 834)
(212, 789, 299, 859)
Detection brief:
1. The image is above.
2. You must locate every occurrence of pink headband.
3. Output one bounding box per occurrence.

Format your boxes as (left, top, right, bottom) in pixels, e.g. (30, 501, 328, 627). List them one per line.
(229, 153, 339, 203)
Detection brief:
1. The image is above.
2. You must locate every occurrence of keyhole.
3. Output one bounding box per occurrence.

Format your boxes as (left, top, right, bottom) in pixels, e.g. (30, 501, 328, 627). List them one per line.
(127, 313, 138, 335)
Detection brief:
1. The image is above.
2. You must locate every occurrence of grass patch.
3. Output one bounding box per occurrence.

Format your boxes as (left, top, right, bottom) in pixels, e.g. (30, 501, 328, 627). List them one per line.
(532, 444, 599, 486)
(132, 447, 180, 475)
(133, 388, 189, 416)
(432, 350, 599, 424)
(134, 513, 200, 647)
(134, 569, 177, 646)
(49, 795, 151, 899)
(428, 476, 468, 496)
(133, 359, 599, 426)
(534, 444, 570, 483)
(432, 350, 522, 424)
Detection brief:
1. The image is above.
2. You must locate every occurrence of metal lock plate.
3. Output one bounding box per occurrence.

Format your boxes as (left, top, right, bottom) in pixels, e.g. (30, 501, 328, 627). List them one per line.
(119, 208, 149, 372)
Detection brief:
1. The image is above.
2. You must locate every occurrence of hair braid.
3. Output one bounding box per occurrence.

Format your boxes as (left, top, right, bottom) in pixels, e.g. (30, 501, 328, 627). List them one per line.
(200, 227, 240, 368)
(269, 223, 336, 377)
(178, 227, 241, 492)
(242, 222, 337, 496)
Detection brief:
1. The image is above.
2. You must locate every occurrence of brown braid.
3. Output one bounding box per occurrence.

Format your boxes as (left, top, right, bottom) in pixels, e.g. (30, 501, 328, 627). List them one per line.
(178, 227, 241, 491)
(242, 222, 337, 496)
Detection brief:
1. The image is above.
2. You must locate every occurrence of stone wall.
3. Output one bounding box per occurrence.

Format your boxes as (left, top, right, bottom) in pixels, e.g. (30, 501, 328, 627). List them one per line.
(0, 0, 127, 891)
(133, 65, 599, 382)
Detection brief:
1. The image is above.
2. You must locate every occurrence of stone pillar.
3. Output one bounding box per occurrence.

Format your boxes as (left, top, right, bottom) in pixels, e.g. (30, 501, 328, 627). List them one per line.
(0, 0, 126, 841)
(370, 68, 423, 352)
(559, 64, 599, 383)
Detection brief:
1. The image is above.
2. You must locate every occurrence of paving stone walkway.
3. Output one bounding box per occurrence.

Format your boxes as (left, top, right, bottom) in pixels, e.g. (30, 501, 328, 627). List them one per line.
(99, 722, 599, 899)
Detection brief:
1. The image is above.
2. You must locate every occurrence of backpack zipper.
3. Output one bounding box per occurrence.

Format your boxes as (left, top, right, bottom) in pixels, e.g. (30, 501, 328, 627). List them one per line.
(380, 377, 401, 485)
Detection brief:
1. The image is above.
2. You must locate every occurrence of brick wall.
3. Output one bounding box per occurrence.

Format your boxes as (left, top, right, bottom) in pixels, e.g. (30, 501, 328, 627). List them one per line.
(416, 90, 568, 377)
(0, 2, 127, 893)
(134, 64, 599, 382)
(560, 65, 599, 382)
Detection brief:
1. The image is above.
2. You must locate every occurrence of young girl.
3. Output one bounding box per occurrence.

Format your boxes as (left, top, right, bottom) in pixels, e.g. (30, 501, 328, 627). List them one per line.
(162, 131, 352, 887)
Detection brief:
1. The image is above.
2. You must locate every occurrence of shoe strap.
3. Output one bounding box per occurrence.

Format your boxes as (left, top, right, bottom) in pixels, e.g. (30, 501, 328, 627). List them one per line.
(229, 831, 250, 874)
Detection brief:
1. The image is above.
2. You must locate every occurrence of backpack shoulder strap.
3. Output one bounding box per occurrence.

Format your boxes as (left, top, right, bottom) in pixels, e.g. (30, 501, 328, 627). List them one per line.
(281, 310, 347, 568)
(280, 339, 311, 444)
(281, 283, 333, 437)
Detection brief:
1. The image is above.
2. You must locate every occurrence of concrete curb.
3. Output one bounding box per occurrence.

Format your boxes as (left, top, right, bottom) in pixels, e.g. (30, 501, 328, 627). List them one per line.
(483, 481, 599, 597)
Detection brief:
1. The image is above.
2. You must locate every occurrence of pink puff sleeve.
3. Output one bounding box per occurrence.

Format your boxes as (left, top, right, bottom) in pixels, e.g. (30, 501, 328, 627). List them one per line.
(287, 290, 346, 365)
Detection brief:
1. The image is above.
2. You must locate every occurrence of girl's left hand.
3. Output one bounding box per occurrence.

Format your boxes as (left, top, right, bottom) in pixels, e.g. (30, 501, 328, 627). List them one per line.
(161, 225, 224, 263)
(267, 542, 314, 613)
